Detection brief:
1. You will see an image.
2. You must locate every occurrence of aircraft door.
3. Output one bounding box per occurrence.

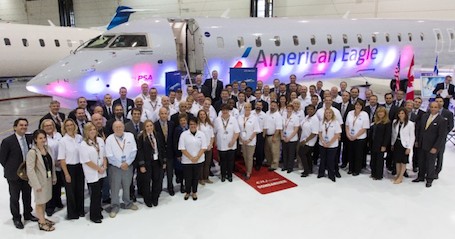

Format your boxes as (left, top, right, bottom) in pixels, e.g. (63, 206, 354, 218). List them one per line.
(186, 19, 205, 74)
(433, 29, 444, 53)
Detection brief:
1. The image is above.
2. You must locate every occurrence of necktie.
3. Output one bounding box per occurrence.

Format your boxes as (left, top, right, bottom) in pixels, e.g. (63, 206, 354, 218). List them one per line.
(55, 115, 61, 126)
(108, 107, 112, 116)
(425, 115, 433, 130)
(135, 124, 139, 133)
(341, 104, 346, 116)
(149, 134, 156, 151)
(20, 136, 28, 161)
(162, 122, 168, 141)
(80, 122, 85, 136)
(211, 80, 217, 98)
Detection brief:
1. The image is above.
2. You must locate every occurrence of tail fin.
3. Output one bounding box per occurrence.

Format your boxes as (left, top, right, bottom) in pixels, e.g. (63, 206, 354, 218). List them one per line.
(107, 6, 135, 30)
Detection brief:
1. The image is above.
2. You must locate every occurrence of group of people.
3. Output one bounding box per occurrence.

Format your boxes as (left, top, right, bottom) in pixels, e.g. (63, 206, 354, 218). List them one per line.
(1, 70, 453, 231)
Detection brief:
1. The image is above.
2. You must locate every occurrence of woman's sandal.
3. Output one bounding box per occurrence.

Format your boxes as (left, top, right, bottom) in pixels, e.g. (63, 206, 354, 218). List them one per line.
(38, 222, 55, 232)
(45, 219, 55, 226)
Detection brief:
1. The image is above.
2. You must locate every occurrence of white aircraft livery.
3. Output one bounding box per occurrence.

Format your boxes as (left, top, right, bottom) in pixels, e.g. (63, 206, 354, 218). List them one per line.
(26, 17, 455, 101)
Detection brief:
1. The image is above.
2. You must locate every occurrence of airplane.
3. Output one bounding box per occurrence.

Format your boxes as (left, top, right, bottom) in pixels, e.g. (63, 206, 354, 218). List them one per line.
(26, 17, 455, 104)
(0, 6, 134, 81)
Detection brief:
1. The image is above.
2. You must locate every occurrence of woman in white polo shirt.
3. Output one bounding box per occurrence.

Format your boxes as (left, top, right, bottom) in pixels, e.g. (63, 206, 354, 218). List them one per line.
(345, 100, 370, 176)
(79, 123, 107, 223)
(318, 108, 342, 182)
(178, 118, 207, 200)
(58, 118, 84, 220)
(238, 103, 261, 180)
(214, 104, 240, 182)
(281, 104, 300, 173)
(197, 110, 215, 185)
(298, 104, 319, 177)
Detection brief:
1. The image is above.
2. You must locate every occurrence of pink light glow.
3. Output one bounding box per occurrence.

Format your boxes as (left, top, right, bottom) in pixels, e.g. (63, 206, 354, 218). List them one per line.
(54, 85, 65, 94)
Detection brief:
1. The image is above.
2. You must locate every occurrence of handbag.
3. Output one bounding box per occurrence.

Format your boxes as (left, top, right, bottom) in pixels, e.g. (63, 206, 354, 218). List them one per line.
(16, 149, 38, 181)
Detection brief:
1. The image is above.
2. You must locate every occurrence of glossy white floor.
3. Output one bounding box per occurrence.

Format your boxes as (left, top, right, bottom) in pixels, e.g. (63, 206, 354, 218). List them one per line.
(1, 82, 455, 239)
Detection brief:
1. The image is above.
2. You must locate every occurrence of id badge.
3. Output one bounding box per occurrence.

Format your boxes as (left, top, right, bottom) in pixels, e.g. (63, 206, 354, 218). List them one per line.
(324, 136, 329, 142)
(283, 131, 287, 137)
(47, 171, 52, 178)
(121, 155, 126, 162)
(350, 129, 355, 136)
(224, 131, 228, 135)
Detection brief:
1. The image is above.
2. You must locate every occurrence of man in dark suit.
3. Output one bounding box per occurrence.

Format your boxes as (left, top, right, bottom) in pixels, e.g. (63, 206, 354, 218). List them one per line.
(113, 87, 135, 118)
(349, 87, 365, 105)
(154, 108, 175, 196)
(68, 96, 92, 122)
(337, 91, 354, 168)
(39, 100, 65, 133)
(250, 89, 269, 113)
(411, 97, 426, 172)
(413, 102, 447, 187)
(193, 74, 209, 95)
(203, 70, 224, 103)
(106, 104, 130, 136)
(315, 80, 325, 100)
(170, 102, 195, 128)
(392, 90, 406, 108)
(434, 96, 454, 178)
(432, 75, 454, 109)
(382, 92, 399, 173)
(214, 90, 231, 114)
(0, 118, 38, 229)
(102, 94, 115, 120)
(74, 107, 89, 137)
(270, 78, 281, 95)
(124, 108, 144, 202)
(364, 95, 379, 123)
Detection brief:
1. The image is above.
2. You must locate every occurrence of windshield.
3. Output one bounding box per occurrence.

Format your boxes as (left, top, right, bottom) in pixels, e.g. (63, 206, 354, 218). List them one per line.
(109, 35, 148, 48)
(84, 35, 115, 48)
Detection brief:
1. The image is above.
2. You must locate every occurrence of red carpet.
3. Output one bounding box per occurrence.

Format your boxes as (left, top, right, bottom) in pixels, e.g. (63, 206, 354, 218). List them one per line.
(234, 160, 297, 194)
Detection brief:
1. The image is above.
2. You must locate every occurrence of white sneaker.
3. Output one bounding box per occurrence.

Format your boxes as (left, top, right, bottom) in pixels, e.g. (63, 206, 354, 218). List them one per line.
(129, 204, 138, 210)
(109, 211, 117, 218)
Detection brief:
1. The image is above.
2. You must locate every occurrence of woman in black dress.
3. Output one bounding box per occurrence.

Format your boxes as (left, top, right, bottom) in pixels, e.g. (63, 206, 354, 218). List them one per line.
(391, 108, 415, 184)
(369, 107, 391, 180)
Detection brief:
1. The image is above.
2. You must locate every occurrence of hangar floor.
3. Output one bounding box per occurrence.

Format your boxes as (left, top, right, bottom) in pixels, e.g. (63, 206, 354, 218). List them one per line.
(0, 81, 454, 239)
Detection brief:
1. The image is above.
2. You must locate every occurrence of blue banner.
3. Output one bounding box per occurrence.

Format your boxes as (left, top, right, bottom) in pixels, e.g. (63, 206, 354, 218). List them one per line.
(165, 71, 182, 96)
(229, 68, 257, 90)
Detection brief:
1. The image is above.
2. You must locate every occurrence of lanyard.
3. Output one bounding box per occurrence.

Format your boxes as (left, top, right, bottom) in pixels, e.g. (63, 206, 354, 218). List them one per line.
(115, 136, 126, 153)
(324, 121, 332, 135)
(243, 116, 250, 130)
(352, 112, 360, 129)
(89, 139, 102, 166)
(150, 100, 158, 111)
(284, 115, 292, 130)
(222, 117, 230, 132)
(238, 103, 244, 113)
(148, 134, 156, 151)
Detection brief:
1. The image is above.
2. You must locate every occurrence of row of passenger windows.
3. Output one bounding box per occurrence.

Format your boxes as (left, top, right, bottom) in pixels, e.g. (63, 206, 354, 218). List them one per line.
(2, 38, 84, 48)
(233, 32, 442, 48)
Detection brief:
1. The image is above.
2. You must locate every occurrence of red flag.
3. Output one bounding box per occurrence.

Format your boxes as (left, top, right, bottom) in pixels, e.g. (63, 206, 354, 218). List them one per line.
(406, 55, 415, 100)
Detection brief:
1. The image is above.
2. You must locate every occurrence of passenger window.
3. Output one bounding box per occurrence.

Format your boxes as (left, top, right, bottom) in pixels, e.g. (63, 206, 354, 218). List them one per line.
(4, 38, 11, 46)
(420, 33, 424, 41)
(385, 33, 390, 42)
(79, 40, 84, 45)
(67, 39, 73, 47)
(372, 34, 377, 43)
(274, 36, 280, 47)
(357, 34, 362, 43)
(408, 33, 412, 41)
(39, 39, 45, 47)
(216, 37, 224, 48)
(397, 33, 402, 42)
(255, 36, 262, 47)
(237, 37, 244, 48)
(436, 32, 441, 40)
(54, 39, 60, 47)
(110, 35, 148, 48)
(342, 34, 348, 44)
(310, 35, 316, 45)
(327, 34, 332, 45)
(293, 35, 299, 46)
(22, 39, 29, 47)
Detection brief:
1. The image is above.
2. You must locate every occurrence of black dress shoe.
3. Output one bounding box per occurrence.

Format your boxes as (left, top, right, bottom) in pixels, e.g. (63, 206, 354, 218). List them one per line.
(102, 198, 111, 204)
(403, 171, 409, 178)
(435, 174, 439, 180)
(254, 165, 261, 171)
(352, 173, 359, 176)
(152, 201, 158, 207)
(340, 164, 347, 169)
(168, 188, 175, 196)
(46, 209, 55, 217)
(130, 195, 137, 202)
(391, 170, 397, 175)
(335, 171, 341, 178)
(24, 215, 38, 222)
(13, 220, 24, 229)
(413, 167, 418, 173)
(412, 178, 424, 183)
(91, 219, 102, 223)
(287, 170, 292, 174)
(301, 172, 308, 177)
(281, 168, 286, 171)
(426, 182, 432, 188)
(268, 168, 276, 171)
(317, 175, 324, 178)
(329, 177, 336, 182)
(221, 177, 226, 182)
(347, 171, 352, 174)
(227, 177, 233, 182)
(180, 185, 185, 194)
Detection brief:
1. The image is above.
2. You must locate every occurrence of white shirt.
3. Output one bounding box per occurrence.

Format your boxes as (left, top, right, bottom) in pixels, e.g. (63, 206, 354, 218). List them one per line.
(105, 132, 137, 168)
(198, 122, 215, 149)
(238, 114, 261, 145)
(143, 98, 162, 112)
(298, 95, 311, 110)
(316, 106, 344, 125)
(79, 138, 107, 183)
(261, 95, 271, 105)
(58, 134, 83, 165)
(236, 102, 246, 115)
(319, 120, 342, 148)
(127, 108, 154, 122)
(246, 95, 256, 103)
(190, 103, 203, 116)
(46, 132, 62, 171)
(205, 107, 218, 123)
(178, 130, 207, 164)
(264, 111, 283, 135)
(152, 107, 177, 122)
(282, 114, 300, 142)
(214, 116, 240, 151)
(135, 93, 150, 102)
(332, 95, 342, 104)
(345, 111, 370, 139)
(300, 115, 319, 146)
(252, 110, 266, 133)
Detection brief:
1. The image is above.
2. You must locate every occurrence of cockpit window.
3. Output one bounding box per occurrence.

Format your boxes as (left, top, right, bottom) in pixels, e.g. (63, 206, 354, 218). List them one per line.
(84, 35, 115, 48)
(109, 35, 148, 48)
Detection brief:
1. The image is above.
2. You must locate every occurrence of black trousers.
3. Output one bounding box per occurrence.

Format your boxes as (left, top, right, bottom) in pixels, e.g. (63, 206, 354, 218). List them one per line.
(7, 179, 33, 221)
(385, 145, 394, 170)
(319, 146, 337, 180)
(370, 151, 385, 179)
(219, 150, 235, 179)
(183, 163, 203, 194)
(130, 164, 142, 198)
(102, 170, 110, 201)
(254, 133, 265, 168)
(165, 157, 174, 190)
(87, 178, 103, 221)
(418, 150, 437, 182)
(312, 139, 320, 165)
(435, 143, 446, 175)
(140, 161, 163, 207)
(348, 139, 366, 174)
(282, 141, 297, 171)
(412, 146, 420, 170)
(46, 170, 64, 212)
(341, 140, 349, 166)
(64, 164, 85, 219)
(298, 144, 314, 173)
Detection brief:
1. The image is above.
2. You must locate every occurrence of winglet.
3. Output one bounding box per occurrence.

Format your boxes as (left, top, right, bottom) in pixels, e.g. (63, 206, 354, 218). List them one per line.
(107, 6, 135, 30)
